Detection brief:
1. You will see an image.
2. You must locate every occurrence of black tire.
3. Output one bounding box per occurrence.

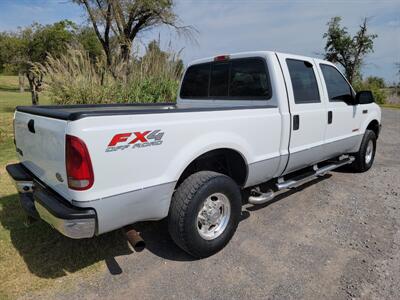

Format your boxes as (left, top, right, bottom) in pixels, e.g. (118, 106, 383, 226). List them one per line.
(350, 129, 377, 172)
(168, 171, 242, 258)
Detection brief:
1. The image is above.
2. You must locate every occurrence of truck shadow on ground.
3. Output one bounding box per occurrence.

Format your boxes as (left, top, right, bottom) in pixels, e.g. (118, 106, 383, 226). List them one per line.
(0, 193, 133, 278)
(0, 175, 331, 278)
(134, 174, 332, 261)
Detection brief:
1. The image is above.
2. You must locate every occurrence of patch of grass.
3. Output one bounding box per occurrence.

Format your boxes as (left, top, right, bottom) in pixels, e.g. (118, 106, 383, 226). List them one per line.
(40, 47, 180, 105)
(0, 75, 131, 299)
(380, 103, 400, 110)
(0, 75, 29, 92)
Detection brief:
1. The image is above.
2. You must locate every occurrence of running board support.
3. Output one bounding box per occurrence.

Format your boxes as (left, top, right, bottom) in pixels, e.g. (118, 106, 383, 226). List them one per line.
(248, 156, 354, 205)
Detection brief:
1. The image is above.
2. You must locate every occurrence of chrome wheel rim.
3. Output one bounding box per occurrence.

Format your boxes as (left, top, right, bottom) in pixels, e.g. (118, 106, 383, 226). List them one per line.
(196, 193, 231, 240)
(365, 140, 374, 164)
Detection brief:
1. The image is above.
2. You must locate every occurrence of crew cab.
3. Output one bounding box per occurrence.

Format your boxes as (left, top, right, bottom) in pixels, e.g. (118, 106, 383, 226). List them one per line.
(7, 51, 381, 258)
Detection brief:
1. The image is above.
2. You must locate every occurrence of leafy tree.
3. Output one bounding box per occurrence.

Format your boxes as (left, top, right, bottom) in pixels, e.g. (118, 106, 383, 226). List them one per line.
(353, 76, 387, 104)
(0, 33, 27, 92)
(23, 21, 77, 104)
(76, 26, 104, 62)
(0, 21, 77, 104)
(323, 16, 377, 84)
(365, 76, 385, 89)
(73, 0, 194, 66)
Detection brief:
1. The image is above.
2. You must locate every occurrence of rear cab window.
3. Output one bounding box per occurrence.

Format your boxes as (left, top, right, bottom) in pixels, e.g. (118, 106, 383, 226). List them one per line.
(180, 57, 272, 100)
(180, 63, 210, 98)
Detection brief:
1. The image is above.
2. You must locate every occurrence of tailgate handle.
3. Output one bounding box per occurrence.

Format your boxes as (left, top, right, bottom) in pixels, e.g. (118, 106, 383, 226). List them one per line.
(28, 119, 35, 133)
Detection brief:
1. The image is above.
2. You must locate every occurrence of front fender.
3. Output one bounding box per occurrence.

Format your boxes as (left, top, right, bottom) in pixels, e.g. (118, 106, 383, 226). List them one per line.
(360, 104, 381, 134)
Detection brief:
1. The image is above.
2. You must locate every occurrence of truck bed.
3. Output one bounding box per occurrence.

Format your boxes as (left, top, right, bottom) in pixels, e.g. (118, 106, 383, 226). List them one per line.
(16, 103, 274, 120)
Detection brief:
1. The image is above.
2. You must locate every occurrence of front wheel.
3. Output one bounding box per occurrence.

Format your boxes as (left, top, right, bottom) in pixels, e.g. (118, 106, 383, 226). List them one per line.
(168, 171, 242, 258)
(350, 129, 377, 172)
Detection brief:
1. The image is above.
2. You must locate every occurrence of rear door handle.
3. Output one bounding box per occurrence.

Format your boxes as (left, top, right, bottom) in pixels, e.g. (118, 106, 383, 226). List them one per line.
(363, 109, 368, 114)
(293, 115, 300, 131)
(328, 111, 333, 124)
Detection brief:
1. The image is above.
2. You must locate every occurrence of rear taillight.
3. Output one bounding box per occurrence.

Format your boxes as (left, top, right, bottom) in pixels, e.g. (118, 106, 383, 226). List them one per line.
(66, 135, 94, 190)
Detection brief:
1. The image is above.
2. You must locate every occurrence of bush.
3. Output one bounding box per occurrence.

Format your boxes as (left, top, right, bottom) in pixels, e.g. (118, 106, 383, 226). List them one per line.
(353, 76, 387, 104)
(38, 45, 182, 104)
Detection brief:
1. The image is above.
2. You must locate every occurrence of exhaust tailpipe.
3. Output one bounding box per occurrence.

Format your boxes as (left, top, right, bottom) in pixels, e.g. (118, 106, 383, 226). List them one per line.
(248, 189, 275, 205)
(124, 227, 145, 252)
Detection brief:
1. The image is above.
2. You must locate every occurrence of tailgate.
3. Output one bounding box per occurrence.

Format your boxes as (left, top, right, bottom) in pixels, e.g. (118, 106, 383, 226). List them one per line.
(14, 111, 70, 200)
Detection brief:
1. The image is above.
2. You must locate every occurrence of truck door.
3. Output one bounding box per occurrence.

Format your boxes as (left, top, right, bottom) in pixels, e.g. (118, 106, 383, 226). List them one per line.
(276, 53, 328, 174)
(315, 60, 363, 158)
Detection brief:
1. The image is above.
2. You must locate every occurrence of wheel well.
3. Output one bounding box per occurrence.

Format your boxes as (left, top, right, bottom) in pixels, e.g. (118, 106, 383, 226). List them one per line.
(176, 149, 248, 188)
(367, 120, 380, 138)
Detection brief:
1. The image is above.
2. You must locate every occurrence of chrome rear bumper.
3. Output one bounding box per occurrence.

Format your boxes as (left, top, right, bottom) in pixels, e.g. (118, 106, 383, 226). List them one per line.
(6, 163, 96, 239)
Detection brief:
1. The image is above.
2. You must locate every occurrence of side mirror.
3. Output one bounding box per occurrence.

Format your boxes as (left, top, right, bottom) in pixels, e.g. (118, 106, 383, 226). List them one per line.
(355, 91, 374, 105)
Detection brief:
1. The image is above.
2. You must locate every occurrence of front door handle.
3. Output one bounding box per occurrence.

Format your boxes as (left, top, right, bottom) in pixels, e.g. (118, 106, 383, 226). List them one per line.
(293, 115, 300, 131)
(328, 111, 333, 124)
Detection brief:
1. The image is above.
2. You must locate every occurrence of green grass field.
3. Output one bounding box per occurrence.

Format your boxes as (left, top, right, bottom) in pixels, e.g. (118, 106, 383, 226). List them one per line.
(0, 76, 131, 299)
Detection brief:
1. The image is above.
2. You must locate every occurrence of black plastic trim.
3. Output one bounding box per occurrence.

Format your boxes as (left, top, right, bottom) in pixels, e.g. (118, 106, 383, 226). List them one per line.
(15, 103, 276, 121)
(33, 187, 95, 220)
(6, 163, 33, 181)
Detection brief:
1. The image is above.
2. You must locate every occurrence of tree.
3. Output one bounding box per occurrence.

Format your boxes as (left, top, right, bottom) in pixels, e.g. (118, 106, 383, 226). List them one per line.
(73, 0, 193, 66)
(76, 26, 104, 62)
(353, 76, 387, 104)
(0, 21, 106, 102)
(0, 21, 77, 104)
(0, 33, 26, 91)
(365, 76, 385, 89)
(323, 17, 377, 84)
(24, 21, 77, 104)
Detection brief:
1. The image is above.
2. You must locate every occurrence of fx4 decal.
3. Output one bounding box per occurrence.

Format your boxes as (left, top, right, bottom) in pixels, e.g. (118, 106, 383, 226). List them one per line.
(106, 130, 164, 152)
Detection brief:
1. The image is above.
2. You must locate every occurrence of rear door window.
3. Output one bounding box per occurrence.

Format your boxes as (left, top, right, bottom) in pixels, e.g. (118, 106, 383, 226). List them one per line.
(286, 59, 320, 104)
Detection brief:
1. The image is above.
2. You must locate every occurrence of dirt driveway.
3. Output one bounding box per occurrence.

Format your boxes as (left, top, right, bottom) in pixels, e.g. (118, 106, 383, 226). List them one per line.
(34, 109, 400, 300)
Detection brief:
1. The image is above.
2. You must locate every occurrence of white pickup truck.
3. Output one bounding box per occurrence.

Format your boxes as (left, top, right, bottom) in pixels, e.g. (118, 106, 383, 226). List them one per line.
(7, 51, 381, 258)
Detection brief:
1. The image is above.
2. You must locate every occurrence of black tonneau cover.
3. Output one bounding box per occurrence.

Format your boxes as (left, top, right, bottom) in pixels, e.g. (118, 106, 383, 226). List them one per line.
(16, 103, 275, 121)
(16, 103, 177, 120)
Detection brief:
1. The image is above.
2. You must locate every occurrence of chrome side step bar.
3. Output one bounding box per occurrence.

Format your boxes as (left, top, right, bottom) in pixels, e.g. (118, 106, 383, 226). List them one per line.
(276, 156, 355, 190)
(248, 156, 354, 205)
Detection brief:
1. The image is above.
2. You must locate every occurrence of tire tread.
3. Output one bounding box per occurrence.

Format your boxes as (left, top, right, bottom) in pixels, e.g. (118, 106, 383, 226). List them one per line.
(168, 171, 236, 257)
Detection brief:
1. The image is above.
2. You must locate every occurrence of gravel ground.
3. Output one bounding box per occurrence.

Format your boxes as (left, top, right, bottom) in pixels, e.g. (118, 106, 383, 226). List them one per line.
(34, 109, 400, 300)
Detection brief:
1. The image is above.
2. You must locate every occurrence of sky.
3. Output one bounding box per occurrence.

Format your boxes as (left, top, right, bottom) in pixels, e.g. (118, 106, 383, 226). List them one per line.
(0, 0, 399, 83)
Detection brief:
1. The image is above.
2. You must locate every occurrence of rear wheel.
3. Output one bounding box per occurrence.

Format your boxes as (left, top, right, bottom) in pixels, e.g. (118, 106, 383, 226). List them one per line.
(350, 129, 377, 172)
(168, 171, 242, 258)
